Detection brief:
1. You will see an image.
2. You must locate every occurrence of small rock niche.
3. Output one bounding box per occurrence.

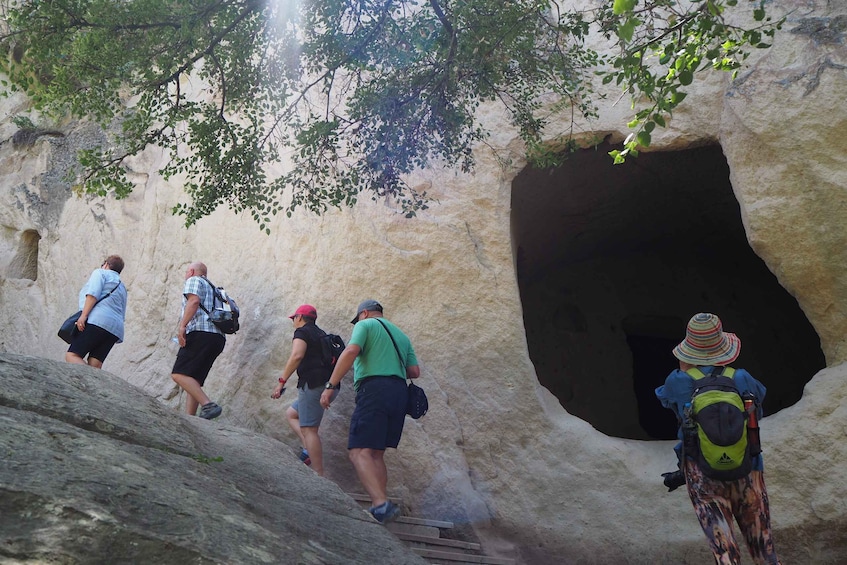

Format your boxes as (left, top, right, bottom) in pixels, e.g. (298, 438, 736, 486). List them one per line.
(3, 228, 41, 281)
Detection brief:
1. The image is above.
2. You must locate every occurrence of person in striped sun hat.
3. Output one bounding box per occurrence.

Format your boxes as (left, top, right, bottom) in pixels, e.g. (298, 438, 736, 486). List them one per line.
(656, 313, 781, 565)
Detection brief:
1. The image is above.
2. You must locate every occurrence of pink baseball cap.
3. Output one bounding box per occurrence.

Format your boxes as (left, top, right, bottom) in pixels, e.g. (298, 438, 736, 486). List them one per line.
(289, 304, 317, 320)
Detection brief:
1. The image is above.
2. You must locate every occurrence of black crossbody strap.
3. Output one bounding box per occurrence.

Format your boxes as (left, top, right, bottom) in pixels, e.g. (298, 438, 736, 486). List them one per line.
(93, 280, 122, 308)
(375, 318, 407, 378)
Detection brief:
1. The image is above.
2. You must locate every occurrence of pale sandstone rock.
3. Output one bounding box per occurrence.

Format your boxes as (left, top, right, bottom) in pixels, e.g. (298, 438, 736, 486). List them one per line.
(0, 353, 425, 564)
(0, 0, 846, 563)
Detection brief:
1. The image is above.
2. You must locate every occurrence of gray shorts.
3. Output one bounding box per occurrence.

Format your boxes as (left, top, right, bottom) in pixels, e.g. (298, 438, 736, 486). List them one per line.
(293, 383, 338, 428)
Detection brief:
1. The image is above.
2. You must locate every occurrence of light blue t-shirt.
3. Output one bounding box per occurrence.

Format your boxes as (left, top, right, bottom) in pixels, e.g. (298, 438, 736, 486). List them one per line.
(79, 268, 127, 342)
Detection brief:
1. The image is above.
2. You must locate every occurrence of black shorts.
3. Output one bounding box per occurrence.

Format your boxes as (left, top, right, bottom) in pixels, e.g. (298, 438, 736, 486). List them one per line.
(67, 324, 119, 363)
(348, 376, 408, 450)
(172, 331, 226, 386)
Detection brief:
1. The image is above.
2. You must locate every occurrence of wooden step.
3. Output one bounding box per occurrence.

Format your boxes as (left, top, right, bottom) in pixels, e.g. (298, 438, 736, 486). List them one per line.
(385, 521, 441, 538)
(346, 492, 404, 505)
(395, 515, 454, 528)
(410, 547, 515, 565)
(345, 492, 510, 564)
(394, 532, 481, 551)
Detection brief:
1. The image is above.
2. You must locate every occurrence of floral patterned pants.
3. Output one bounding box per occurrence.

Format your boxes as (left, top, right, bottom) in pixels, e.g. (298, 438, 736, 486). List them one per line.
(684, 459, 781, 565)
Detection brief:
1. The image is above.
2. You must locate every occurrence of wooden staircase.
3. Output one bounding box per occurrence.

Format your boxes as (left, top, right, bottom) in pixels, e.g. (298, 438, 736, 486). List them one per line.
(348, 494, 515, 565)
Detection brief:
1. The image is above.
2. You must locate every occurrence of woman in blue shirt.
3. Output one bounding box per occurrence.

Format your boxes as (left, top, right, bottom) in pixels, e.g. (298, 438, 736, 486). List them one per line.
(65, 255, 128, 369)
(655, 313, 780, 565)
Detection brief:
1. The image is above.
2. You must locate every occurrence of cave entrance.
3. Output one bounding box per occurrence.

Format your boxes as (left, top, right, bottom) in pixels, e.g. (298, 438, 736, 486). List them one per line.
(512, 143, 825, 440)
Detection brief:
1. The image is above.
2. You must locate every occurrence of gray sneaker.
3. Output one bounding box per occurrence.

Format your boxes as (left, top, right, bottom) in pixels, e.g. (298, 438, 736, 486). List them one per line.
(199, 402, 222, 420)
(369, 501, 401, 524)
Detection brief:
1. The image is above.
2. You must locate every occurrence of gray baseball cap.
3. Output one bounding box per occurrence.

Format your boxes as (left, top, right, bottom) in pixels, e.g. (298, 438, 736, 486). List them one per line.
(351, 299, 383, 324)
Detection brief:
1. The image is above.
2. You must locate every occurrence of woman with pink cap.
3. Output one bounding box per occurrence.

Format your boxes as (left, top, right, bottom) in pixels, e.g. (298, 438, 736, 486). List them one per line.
(270, 304, 340, 476)
(656, 313, 781, 564)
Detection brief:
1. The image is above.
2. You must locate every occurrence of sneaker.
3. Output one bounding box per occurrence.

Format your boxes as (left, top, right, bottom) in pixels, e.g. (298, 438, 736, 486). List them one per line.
(299, 448, 311, 466)
(198, 402, 222, 420)
(369, 501, 401, 524)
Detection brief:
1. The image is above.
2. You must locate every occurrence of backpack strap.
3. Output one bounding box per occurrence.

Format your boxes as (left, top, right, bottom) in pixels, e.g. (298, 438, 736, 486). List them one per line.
(195, 276, 219, 320)
(685, 367, 707, 380)
(685, 366, 735, 380)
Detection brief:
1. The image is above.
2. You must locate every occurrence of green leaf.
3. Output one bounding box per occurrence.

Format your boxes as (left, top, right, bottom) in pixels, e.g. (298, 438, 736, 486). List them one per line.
(609, 149, 627, 164)
(613, 0, 638, 16)
(0, 0, 778, 230)
(618, 19, 637, 43)
(670, 91, 687, 104)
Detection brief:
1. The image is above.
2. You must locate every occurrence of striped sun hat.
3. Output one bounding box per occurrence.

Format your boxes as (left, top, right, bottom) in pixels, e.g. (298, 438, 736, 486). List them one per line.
(672, 313, 741, 366)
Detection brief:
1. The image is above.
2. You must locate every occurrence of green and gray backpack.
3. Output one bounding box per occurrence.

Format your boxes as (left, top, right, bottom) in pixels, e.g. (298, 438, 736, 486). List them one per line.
(685, 366, 753, 481)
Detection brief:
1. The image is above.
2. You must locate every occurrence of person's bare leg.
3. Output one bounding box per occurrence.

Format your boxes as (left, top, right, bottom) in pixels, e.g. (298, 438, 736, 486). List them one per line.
(285, 406, 306, 446)
(172, 373, 210, 416)
(349, 448, 388, 506)
(65, 352, 87, 365)
(185, 394, 200, 416)
(87, 357, 103, 369)
(302, 426, 325, 476)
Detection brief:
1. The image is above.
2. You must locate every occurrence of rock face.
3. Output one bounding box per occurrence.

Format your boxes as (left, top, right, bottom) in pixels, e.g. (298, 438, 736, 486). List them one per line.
(0, 353, 425, 564)
(1, 0, 847, 563)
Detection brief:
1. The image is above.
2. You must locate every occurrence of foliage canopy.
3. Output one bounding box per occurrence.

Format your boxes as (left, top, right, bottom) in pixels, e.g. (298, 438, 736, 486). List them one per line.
(0, 0, 779, 230)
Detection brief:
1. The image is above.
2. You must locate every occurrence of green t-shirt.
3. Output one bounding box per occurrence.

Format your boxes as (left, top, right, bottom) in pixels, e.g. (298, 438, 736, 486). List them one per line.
(349, 317, 418, 387)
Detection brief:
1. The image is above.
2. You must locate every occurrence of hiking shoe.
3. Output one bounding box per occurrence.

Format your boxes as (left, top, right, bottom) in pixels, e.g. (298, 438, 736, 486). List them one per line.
(369, 501, 401, 524)
(199, 402, 222, 420)
(299, 448, 311, 466)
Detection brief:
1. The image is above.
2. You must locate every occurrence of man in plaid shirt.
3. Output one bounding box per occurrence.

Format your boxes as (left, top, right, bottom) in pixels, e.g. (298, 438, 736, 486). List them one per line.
(171, 261, 226, 419)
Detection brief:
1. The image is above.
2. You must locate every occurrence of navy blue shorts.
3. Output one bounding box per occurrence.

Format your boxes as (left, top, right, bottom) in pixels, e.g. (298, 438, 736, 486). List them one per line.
(67, 324, 119, 363)
(348, 376, 408, 450)
(172, 331, 226, 386)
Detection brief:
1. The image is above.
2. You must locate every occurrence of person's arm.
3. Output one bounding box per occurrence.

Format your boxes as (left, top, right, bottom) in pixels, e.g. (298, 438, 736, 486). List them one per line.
(177, 293, 201, 347)
(655, 370, 688, 418)
(741, 372, 767, 419)
(320, 344, 360, 409)
(272, 338, 307, 398)
(76, 294, 98, 332)
(405, 343, 420, 379)
(77, 269, 106, 331)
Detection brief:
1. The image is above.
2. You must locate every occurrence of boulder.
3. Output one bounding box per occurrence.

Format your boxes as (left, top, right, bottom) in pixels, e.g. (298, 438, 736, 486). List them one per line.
(0, 353, 424, 564)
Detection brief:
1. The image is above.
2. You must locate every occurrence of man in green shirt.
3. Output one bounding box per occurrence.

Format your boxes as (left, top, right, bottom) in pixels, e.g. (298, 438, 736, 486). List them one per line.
(320, 299, 420, 523)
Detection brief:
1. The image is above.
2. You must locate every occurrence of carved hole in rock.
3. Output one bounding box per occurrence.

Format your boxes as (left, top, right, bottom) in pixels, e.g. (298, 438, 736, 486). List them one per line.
(6, 229, 41, 281)
(512, 143, 825, 440)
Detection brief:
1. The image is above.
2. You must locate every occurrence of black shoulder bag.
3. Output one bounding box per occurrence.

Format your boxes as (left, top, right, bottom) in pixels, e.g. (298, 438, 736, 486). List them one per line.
(58, 281, 123, 344)
(375, 318, 428, 419)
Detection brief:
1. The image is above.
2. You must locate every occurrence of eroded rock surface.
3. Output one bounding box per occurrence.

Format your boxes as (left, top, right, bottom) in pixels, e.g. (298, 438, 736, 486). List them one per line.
(0, 0, 846, 563)
(0, 353, 424, 564)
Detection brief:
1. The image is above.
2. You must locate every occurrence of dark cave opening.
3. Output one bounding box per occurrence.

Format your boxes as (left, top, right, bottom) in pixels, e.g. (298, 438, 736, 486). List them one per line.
(512, 143, 826, 440)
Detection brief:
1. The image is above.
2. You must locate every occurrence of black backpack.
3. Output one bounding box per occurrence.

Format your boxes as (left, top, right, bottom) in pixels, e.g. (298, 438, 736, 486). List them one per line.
(198, 278, 240, 334)
(684, 366, 753, 481)
(320, 333, 345, 371)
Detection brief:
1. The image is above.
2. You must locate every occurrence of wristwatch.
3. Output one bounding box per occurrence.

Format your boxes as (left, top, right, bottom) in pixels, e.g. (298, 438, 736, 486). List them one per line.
(325, 381, 340, 390)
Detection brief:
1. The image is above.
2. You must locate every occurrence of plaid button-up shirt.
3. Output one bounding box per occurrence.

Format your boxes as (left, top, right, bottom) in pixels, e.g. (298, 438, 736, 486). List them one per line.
(183, 276, 223, 335)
